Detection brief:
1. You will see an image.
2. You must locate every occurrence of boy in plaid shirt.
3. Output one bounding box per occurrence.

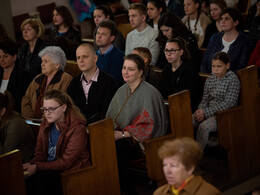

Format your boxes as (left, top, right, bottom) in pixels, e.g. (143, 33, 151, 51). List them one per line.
(193, 51, 240, 149)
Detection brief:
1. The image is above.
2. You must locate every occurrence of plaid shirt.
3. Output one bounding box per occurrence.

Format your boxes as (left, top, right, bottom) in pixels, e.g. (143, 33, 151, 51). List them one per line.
(198, 71, 240, 119)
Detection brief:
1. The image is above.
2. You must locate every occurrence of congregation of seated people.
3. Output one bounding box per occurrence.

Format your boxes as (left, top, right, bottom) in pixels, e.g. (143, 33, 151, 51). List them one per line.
(1, 0, 260, 194)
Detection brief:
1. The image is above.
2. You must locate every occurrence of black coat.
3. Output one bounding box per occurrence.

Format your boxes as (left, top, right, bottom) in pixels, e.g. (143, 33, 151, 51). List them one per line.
(67, 70, 118, 124)
(0, 63, 32, 113)
(18, 38, 47, 79)
(159, 61, 202, 112)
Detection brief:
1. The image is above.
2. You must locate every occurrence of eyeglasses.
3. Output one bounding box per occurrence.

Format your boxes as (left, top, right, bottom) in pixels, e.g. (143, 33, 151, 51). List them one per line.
(164, 49, 180, 55)
(40, 105, 62, 113)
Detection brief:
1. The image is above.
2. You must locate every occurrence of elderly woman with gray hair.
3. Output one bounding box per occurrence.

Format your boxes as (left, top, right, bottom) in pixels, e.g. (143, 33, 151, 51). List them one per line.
(21, 46, 72, 119)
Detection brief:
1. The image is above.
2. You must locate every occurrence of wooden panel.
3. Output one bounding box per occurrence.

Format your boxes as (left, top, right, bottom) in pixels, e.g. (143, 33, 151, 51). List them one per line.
(216, 65, 260, 182)
(168, 90, 194, 138)
(61, 118, 120, 195)
(114, 13, 128, 25)
(216, 107, 248, 181)
(117, 23, 134, 39)
(0, 150, 26, 195)
(237, 65, 260, 175)
(144, 134, 175, 187)
(64, 60, 81, 78)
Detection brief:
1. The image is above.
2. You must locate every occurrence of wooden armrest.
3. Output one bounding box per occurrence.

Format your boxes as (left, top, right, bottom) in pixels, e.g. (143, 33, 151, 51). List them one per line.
(144, 134, 175, 186)
(216, 106, 244, 149)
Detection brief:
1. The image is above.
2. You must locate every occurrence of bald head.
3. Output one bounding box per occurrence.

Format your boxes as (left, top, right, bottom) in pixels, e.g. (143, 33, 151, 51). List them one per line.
(77, 43, 96, 56)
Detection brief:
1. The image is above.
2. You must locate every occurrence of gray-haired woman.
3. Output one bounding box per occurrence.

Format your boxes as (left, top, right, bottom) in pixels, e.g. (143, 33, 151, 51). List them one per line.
(21, 46, 72, 119)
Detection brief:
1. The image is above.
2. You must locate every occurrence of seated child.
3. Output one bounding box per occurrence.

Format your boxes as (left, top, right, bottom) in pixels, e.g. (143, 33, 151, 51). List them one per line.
(192, 51, 240, 149)
(132, 47, 160, 89)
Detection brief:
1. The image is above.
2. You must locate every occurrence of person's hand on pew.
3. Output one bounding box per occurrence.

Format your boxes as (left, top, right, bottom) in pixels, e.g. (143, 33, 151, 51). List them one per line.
(194, 109, 205, 122)
(23, 163, 37, 178)
(114, 130, 131, 140)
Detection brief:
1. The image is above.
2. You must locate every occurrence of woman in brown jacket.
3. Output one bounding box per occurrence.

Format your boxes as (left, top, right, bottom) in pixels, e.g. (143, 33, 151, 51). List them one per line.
(21, 46, 72, 119)
(153, 137, 221, 195)
(23, 89, 90, 195)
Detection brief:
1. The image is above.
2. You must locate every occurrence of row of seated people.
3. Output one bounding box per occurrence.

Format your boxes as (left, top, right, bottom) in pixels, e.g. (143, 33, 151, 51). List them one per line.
(1, 1, 259, 82)
(0, 1, 259, 194)
(0, 40, 242, 194)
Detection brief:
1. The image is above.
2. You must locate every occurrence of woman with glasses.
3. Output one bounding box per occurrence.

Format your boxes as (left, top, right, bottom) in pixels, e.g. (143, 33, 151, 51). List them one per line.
(21, 46, 72, 119)
(159, 37, 202, 112)
(23, 89, 90, 195)
(156, 12, 200, 70)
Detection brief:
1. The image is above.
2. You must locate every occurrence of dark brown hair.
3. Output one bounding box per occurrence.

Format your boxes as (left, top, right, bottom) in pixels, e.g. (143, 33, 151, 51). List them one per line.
(124, 54, 145, 73)
(54, 5, 74, 27)
(166, 37, 191, 61)
(0, 91, 14, 129)
(212, 51, 230, 64)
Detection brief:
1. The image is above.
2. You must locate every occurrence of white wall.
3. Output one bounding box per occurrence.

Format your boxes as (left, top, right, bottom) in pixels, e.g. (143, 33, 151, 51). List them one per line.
(10, 0, 79, 23)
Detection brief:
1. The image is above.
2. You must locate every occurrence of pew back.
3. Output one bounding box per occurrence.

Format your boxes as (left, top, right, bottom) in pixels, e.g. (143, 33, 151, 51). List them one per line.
(0, 150, 26, 195)
(61, 118, 120, 195)
(144, 90, 194, 187)
(216, 65, 260, 180)
(65, 60, 81, 78)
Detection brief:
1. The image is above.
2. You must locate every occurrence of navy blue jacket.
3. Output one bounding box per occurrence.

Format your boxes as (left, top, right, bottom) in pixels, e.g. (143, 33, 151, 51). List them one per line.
(18, 38, 47, 79)
(0, 63, 31, 113)
(201, 31, 251, 73)
(96, 47, 124, 85)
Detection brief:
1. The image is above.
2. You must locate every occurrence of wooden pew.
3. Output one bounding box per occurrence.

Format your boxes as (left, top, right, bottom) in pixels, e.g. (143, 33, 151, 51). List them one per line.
(0, 150, 26, 195)
(61, 118, 120, 195)
(144, 90, 194, 187)
(145, 65, 260, 187)
(64, 60, 81, 78)
(216, 65, 260, 181)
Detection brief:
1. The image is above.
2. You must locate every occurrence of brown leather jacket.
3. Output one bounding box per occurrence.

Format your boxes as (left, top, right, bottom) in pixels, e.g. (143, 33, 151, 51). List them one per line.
(29, 111, 90, 171)
(21, 70, 72, 118)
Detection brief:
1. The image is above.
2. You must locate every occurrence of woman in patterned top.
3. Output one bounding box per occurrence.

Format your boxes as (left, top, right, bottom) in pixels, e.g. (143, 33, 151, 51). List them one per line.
(193, 52, 240, 149)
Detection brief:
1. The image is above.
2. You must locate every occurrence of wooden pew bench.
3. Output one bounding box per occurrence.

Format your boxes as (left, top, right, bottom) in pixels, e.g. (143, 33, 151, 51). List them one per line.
(0, 150, 26, 195)
(142, 90, 194, 187)
(143, 65, 260, 188)
(61, 118, 120, 195)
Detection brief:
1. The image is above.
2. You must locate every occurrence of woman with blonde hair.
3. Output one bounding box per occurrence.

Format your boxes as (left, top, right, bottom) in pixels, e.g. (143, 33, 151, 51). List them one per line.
(19, 18, 47, 78)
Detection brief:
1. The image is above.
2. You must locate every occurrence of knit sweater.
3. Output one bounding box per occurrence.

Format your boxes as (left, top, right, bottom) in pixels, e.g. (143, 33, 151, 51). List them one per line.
(201, 31, 251, 73)
(125, 25, 159, 66)
(96, 47, 124, 85)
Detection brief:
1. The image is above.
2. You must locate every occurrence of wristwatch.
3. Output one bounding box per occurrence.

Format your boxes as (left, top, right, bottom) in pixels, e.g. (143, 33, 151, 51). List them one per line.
(122, 131, 125, 138)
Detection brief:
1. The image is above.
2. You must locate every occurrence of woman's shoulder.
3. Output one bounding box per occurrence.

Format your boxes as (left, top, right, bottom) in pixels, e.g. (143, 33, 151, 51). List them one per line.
(6, 112, 31, 130)
(194, 176, 221, 194)
(153, 183, 171, 195)
(61, 72, 73, 81)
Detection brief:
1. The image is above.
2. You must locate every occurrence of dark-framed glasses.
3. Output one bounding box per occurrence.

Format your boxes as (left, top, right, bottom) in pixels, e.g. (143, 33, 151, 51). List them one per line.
(164, 49, 180, 55)
(40, 105, 62, 113)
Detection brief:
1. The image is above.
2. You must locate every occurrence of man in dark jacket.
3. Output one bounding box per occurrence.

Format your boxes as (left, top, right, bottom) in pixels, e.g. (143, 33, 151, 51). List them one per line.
(67, 43, 118, 124)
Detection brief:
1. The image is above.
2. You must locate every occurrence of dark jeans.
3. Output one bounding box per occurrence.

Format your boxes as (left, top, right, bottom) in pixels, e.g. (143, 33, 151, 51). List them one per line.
(25, 170, 62, 195)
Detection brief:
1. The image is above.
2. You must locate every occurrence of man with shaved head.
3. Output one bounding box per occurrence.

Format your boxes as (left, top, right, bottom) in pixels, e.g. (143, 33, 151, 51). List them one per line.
(67, 43, 118, 124)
